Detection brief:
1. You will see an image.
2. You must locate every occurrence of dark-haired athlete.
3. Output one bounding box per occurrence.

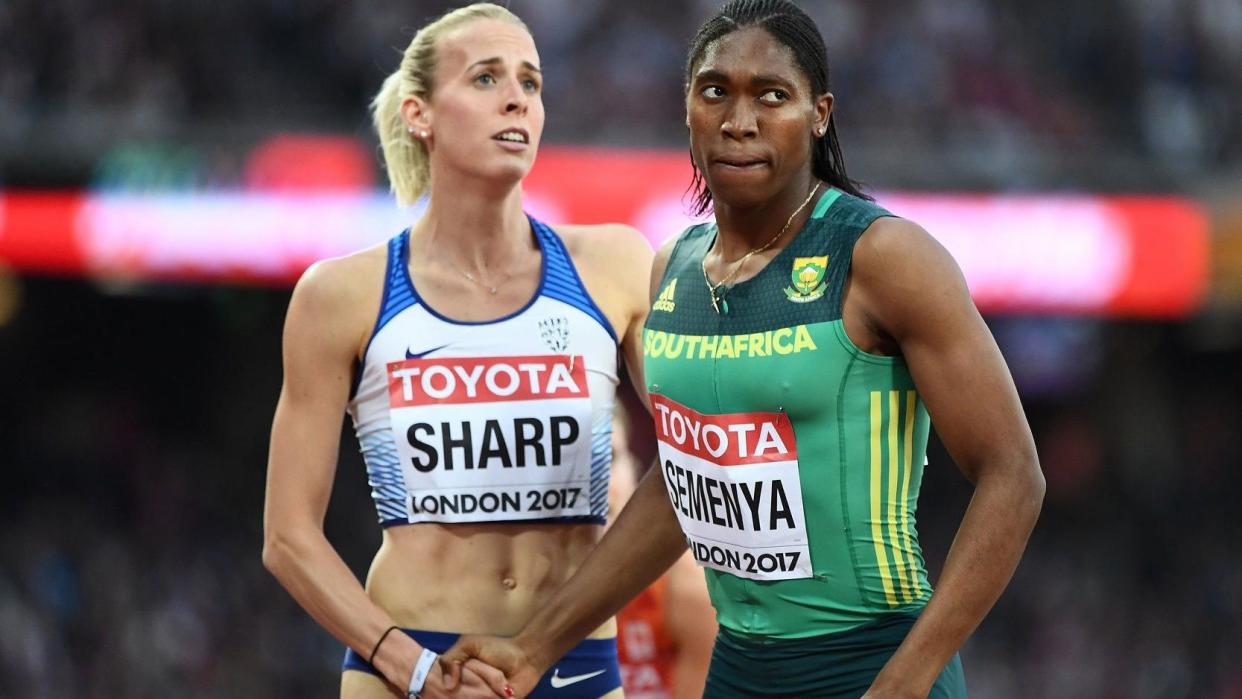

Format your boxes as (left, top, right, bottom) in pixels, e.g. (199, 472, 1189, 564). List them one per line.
(441, 2, 1044, 697)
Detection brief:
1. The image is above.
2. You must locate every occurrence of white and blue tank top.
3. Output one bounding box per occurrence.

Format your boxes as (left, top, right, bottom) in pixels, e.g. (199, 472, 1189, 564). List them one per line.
(347, 217, 618, 527)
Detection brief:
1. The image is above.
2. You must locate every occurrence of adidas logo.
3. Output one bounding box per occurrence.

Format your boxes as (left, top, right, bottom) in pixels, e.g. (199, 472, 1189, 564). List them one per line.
(653, 279, 677, 313)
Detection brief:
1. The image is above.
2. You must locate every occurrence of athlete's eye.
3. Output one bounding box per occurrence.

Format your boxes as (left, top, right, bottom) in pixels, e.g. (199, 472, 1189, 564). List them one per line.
(522, 77, 540, 93)
(700, 86, 726, 99)
(475, 73, 496, 86)
(760, 89, 789, 104)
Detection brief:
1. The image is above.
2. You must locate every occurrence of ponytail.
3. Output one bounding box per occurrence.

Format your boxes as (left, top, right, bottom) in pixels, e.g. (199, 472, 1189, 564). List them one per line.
(371, 70, 428, 206)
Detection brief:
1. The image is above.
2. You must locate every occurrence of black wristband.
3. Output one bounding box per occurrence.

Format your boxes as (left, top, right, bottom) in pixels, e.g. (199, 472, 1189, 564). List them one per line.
(368, 625, 401, 667)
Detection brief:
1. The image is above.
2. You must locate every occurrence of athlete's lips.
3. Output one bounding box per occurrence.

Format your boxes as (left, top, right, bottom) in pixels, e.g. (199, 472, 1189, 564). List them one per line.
(712, 154, 770, 169)
(492, 127, 530, 144)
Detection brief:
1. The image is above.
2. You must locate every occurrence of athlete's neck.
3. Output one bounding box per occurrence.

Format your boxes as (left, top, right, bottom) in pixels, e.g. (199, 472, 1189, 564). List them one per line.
(711, 174, 821, 261)
(415, 182, 535, 272)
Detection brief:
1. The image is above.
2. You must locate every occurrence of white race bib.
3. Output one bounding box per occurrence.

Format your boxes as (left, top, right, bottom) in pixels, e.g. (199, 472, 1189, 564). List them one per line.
(651, 394, 813, 581)
(387, 354, 593, 523)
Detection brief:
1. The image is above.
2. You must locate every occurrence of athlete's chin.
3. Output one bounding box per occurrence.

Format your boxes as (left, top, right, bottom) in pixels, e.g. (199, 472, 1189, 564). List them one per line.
(462, 160, 535, 191)
(707, 178, 777, 210)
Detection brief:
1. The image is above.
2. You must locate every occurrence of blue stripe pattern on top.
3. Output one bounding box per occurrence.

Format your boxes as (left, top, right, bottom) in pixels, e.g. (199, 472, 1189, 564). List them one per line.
(589, 420, 612, 519)
(378, 229, 418, 331)
(352, 229, 420, 399)
(530, 218, 617, 342)
(359, 430, 408, 524)
(369, 220, 613, 339)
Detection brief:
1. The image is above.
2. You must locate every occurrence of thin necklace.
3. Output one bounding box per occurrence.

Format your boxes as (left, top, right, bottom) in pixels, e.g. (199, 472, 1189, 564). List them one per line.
(702, 182, 821, 315)
(444, 256, 507, 295)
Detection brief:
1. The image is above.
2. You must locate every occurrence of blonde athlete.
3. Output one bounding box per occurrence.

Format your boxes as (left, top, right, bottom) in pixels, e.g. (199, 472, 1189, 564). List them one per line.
(263, 5, 651, 698)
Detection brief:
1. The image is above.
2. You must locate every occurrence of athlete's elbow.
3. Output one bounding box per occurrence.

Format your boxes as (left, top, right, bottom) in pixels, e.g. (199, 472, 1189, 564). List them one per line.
(261, 531, 290, 577)
(1021, 458, 1046, 518)
(1003, 454, 1046, 526)
(975, 451, 1045, 525)
(261, 524, 311, 579)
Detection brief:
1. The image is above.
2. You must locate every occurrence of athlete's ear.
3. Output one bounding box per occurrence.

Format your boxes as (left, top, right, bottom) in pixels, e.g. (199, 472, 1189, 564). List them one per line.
(402, 94, 433, 137)
(813, 92, 834, 137)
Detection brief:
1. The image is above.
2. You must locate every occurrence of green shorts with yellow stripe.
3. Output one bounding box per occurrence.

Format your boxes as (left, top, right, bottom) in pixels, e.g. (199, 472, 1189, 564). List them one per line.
(702, 612, 967, 698)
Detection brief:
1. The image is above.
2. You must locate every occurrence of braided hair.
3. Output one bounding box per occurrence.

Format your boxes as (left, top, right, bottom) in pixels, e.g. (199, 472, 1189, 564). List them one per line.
(685, 0, 870, 215)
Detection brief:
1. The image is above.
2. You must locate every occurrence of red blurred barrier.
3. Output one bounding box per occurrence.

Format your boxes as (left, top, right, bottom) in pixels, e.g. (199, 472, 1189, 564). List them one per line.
(0, 147, 1209, 317)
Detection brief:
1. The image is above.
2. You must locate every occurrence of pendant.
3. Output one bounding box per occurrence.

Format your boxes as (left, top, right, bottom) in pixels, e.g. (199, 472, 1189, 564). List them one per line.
(710, 292, 720, 314)
(721, 297, 729, 315)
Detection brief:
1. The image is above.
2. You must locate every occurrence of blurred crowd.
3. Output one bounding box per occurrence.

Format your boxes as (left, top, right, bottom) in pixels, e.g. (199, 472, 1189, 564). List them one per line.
(2, 0, 1241, 188)
(3, 0, 1242, 696)
(0, 282, 352, 698)
(1, 281, 1240, 697)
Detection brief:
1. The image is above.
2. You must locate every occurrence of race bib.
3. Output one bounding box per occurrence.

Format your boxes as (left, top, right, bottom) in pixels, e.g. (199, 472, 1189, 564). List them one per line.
(651, 394, 813, 581)
(387, 355, 593, 523)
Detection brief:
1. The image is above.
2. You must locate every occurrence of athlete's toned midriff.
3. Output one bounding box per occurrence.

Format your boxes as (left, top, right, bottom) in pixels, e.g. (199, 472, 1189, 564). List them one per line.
(348, 220, 623, 648)
(365, 499, 617, 640)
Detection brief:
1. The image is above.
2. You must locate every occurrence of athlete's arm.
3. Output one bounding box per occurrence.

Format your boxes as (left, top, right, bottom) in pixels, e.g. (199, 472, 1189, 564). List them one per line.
(441, 235, 689, 694)
(847, 218, 1045, 698)
(663, 552, 716, 699)
(263, 258, 505, 698)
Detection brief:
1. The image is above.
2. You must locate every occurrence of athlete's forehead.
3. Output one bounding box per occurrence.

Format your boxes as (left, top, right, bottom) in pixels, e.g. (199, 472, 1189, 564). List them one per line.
(692, 26, 808, 92)
(437, 19, 541, 76)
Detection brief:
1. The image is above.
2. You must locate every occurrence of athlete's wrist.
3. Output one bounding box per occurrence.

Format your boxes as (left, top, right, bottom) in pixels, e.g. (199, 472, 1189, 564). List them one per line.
(406, 647, 439, 698)
(513, 630, 554, 674)
(371, 631, 425, 690)
(867, 658, 937, 699)
(861, 684, 923, 699)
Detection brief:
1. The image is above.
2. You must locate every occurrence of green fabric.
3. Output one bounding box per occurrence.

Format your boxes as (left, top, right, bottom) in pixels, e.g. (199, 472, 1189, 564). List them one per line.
(702, 613, 967, 698)
(645, 190, 934, 638)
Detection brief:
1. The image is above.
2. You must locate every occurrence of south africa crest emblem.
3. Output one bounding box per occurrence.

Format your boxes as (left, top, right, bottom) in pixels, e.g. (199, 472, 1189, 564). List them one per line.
(784, 256, 828, 303)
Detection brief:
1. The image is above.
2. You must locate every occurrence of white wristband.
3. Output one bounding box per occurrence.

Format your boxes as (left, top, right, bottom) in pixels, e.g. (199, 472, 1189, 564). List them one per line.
(407, 648, 438, 698)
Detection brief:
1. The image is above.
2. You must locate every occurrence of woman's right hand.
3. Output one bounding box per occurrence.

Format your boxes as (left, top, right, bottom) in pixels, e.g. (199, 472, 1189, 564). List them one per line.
(419, 658, 513, 698)
(439, 635, 542, 698)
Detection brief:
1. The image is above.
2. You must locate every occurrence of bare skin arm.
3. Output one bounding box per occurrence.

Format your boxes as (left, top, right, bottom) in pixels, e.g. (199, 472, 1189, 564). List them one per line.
(663, 552, 717, 699)
(263, 259, 505, 698)
(845, 219, 1046, 698)
(560, 223, 656, 412)
(442, 235, 688, 695)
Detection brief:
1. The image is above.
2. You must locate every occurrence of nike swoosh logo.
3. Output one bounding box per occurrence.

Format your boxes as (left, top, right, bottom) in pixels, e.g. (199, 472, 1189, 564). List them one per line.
(549, 668, 606, 689)
(405, 344, 448, 359)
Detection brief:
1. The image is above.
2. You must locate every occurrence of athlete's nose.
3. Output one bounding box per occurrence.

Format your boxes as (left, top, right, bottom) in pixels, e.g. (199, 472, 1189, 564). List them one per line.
(721, 100, 758, 140)
(503, 77, 528, 115)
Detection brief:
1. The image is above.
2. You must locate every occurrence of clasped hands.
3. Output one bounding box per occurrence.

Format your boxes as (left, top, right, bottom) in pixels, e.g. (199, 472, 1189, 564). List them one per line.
(430, 633, 544, 699)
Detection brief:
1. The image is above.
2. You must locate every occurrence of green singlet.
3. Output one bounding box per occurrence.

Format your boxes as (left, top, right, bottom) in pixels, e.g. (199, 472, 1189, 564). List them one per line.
(644, 189, 966, 697)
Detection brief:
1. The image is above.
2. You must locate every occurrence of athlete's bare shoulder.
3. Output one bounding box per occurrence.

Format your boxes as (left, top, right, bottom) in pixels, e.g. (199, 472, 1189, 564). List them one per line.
(552, 224, 654, 332)
(287, 242, 389, 358)
(554, 223, 653, 282)
(295, 243, 385, 306)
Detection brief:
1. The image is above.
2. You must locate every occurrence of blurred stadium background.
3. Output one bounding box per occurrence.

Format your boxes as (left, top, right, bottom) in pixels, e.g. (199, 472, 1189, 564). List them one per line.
(2, 0, 1241, 696)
